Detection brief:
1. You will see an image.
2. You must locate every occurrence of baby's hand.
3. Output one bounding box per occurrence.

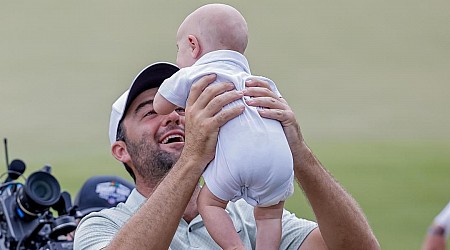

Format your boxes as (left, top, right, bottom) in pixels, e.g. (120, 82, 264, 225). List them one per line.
(154, 92, 178, 115)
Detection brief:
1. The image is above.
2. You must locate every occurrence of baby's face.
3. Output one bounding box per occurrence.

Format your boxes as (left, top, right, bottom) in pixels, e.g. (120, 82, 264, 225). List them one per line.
(175, 21, 197, 68)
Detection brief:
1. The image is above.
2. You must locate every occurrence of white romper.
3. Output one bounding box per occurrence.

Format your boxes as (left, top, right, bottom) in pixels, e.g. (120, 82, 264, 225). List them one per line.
(158, 50, 294, 207)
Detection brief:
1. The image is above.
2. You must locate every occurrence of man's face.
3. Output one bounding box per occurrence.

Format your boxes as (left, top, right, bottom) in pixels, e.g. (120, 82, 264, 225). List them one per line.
(122, 88, 185, 181)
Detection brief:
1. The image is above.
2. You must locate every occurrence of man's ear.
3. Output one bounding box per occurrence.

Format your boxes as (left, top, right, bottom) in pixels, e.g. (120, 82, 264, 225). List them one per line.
(111, 141, 131, 164)
(188, 35, 201, 59)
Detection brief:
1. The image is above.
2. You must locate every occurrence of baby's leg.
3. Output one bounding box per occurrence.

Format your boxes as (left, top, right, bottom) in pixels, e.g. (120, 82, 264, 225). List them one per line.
(198, 184, 245, 250)
(253, 201, 285, 250)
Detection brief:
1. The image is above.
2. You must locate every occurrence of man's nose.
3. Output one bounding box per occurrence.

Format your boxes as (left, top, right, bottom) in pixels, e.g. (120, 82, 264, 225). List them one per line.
(162, 110, 181, 126)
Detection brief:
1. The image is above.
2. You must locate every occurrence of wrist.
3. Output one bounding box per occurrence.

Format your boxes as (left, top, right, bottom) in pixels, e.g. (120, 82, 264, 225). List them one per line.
(178, 147, 210, 175)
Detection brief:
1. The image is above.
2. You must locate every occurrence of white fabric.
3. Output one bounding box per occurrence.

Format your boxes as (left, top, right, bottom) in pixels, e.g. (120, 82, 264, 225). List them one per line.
(158, 50, 294, 206)
(109, 90, 128, 145)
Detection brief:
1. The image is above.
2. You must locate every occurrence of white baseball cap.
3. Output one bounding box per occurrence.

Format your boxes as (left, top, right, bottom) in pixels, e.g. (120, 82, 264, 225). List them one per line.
(108, 62, 179, 145)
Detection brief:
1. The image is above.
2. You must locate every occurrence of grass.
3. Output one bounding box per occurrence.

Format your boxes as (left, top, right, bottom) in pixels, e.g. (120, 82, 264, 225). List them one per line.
(286, 140, 450, 249)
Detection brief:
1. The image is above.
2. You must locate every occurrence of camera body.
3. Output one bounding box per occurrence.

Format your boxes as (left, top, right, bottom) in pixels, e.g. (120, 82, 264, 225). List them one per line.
(0, 168, 75, 250)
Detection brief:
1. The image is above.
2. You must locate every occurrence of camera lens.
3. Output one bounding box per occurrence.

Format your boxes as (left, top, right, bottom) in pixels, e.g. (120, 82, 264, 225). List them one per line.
(16, 171, 61, 219)
(29, 179, 54, 201)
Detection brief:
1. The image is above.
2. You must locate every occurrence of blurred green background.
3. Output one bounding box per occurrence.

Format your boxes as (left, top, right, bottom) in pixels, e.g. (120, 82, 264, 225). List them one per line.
(1, 1, 449, 249)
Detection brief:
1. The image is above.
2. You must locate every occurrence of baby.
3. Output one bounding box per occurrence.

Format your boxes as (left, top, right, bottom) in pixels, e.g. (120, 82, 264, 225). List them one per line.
(154, 4, 294, 250)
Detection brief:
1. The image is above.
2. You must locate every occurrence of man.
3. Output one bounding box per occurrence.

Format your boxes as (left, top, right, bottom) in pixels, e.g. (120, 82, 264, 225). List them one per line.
(74, 62, 380, 249)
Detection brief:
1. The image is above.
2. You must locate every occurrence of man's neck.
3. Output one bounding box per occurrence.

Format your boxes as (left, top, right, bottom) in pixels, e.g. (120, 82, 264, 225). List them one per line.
(136, 180, 201, 223)
(135, 180, 158, 197)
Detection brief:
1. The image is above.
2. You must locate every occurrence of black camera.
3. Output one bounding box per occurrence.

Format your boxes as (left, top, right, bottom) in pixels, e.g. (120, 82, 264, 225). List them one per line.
(0, 139, 76, 250)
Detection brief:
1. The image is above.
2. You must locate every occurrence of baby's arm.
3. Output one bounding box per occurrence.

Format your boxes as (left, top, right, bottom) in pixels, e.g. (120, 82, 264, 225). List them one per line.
(154, 92, 178, 115)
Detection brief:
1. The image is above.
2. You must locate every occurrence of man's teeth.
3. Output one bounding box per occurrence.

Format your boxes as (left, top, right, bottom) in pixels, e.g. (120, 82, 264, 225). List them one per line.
(161, 135, 184, 144)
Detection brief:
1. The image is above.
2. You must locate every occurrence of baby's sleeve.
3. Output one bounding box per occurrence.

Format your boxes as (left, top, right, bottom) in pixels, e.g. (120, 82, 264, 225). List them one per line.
(158, 69, 192, 108)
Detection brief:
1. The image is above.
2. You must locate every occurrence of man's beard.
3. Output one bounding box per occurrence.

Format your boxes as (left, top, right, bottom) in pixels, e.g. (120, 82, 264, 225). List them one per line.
(126, 135, 179, 183)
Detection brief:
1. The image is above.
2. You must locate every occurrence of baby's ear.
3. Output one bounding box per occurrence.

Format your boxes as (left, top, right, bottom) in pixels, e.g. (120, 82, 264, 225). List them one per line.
(188, 35, 201, 59)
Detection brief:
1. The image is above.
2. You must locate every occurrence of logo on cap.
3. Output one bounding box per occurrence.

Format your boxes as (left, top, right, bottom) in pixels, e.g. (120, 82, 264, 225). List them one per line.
(95, 181, 131, 205)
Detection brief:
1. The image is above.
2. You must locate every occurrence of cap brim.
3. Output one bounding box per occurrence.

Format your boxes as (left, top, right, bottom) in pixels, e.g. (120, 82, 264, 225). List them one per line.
(109, 62, 179, 145)
(123, 62, 179, 119)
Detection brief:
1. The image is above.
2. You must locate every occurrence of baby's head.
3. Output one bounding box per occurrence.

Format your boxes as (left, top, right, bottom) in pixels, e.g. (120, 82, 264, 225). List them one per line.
(176, 3, 248, 68)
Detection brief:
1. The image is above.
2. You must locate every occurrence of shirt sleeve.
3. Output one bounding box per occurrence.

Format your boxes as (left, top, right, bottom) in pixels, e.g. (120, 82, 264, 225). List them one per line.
(279, 209, 318, 249)
(73, 211, 122, 250)
(158, 69, 193, 108)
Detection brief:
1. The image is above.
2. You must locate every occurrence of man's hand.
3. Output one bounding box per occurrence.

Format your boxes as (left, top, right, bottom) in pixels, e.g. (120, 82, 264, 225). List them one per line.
(243, 79, 296, 126)
(183, 74, 244, 167)
(244, 79, 304, 153)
